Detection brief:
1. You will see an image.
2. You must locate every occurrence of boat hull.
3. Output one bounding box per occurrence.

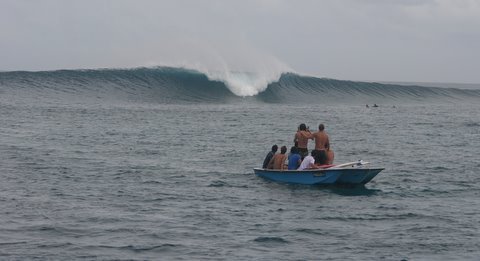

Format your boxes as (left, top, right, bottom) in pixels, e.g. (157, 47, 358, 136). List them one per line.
(253, 167, 384, 185)
(254, 168, 341, 185)
(335, 168, 383, 184)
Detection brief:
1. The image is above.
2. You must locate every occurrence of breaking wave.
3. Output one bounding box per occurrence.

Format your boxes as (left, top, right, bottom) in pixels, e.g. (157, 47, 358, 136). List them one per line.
(1, 67, 479, 104)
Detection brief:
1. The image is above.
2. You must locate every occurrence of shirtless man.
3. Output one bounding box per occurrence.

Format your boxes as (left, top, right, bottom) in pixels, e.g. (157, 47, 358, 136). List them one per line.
(312, 124, 329, 151)
(268, 146, 288, 170)
(312, 124, 329, 165)
(294, 123, 312, 159)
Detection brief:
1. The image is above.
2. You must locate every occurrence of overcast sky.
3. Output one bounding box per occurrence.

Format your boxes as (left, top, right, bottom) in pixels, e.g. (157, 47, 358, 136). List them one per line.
(1, 0, 479, 83)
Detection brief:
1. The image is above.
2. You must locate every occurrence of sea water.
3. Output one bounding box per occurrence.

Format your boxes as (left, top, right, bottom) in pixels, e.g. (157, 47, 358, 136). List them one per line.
(1, 68, 479, 260)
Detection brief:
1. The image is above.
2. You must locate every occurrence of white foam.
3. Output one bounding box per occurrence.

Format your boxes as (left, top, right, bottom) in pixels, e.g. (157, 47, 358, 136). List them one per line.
(147, 61, 291, 96)
(203, 70, 285, 96)
(145, 40, 293, 96)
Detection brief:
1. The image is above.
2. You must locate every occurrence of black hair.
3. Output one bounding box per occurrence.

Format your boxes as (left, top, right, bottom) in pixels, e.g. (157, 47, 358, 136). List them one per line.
(290, 146, 298, 154)
(280, 146, 287, 154)
(319, 124, 325, 131)
(299, 123, 307, 131)
(272, 144, 278, 152)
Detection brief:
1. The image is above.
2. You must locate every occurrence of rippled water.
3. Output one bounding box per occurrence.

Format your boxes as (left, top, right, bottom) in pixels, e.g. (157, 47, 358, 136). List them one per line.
(1, 99, 479, 260)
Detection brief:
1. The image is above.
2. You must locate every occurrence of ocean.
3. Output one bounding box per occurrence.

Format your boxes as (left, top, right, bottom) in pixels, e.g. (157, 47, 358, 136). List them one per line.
(1, 67, 479, 260)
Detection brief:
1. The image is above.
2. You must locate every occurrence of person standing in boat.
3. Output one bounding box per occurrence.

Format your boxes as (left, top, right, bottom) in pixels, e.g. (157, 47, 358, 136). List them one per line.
(312, 124, 329, 150)
(262, 144, 278, 169)
(268, 146, 288, 170)
(288, 146, 302, 170)
(294, 123, 312, 160)
(312, 123, 329, 164)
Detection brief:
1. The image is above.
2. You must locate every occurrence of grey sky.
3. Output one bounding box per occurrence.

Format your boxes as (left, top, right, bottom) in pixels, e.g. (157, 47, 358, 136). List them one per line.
(1, 0, 480, 83)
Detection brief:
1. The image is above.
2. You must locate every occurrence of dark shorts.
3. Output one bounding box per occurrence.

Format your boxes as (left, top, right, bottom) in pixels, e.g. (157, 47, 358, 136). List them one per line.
(314, 149, 327, 165)
(298, 148, 308, 159)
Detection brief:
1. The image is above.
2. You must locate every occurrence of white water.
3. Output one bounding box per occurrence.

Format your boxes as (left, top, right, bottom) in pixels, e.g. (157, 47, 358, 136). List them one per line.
(146, 39, 292, 96)
(154, 59, 291, 96)
(203, 70, 285, 96)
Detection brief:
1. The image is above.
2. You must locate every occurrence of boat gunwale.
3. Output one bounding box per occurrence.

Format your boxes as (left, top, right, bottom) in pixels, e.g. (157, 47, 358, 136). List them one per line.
(253, 167, 385, 173)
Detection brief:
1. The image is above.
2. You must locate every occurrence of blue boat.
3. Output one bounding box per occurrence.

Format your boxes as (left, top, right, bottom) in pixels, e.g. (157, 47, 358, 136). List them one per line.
(253, 168, 342, 185)
(333, 168, 384, 184)
(253, 161, 384, 185)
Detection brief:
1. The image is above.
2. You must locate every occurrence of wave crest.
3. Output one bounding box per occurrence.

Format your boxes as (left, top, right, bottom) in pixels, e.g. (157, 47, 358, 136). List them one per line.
(1, 67, 479, 104)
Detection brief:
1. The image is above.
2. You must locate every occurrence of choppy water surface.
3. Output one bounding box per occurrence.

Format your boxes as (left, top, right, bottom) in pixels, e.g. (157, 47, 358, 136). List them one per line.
(1, 97, 479, 260)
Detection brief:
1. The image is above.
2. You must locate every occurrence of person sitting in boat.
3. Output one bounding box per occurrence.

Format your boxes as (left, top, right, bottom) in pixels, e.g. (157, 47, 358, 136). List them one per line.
(326, 142, 334, 164)
(267, 145, 288, 170)
(294, 123, 312, 160)
(287, 146, 302, 170)
(298, 150, 318, 170)
(262, 144, 278, 169)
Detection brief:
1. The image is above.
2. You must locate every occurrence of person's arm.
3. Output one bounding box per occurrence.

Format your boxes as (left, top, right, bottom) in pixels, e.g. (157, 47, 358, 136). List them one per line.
(262, 154, 270, 168)
(267, 157, 274, 169)
(307, 157, 317, 169)
(293, 132, 299, 144)
(300, 131, 313, 139)
(282, 155, 289, 170)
